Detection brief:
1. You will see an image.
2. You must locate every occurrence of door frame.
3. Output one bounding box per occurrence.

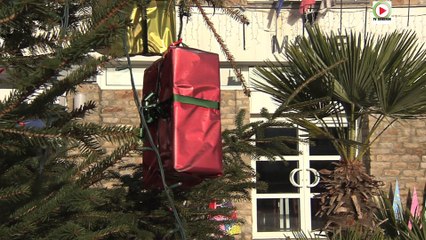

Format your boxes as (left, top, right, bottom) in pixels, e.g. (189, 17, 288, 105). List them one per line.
(251, 124, 343, 239)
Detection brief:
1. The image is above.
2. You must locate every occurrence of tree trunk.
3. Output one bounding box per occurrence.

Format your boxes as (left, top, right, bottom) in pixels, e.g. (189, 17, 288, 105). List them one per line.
(316, 161, 383, 231)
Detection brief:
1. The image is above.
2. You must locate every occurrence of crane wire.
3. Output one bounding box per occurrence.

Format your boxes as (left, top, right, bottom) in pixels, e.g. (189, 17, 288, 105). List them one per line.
(121, 32, 187, 240)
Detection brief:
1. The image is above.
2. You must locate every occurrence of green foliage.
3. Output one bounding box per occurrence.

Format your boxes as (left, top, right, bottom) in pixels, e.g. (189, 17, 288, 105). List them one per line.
(115, 109, 297, 239)
(0, 0, 292, 239)
(223, 108, 297, 162)
(291, 192, 426, 240)
(376, 192, 426, 240)
(254, 25, 426, 162)
(253, 25, 426, 231)
(292, 226, 387, 240)
(0, 1, 150, 239)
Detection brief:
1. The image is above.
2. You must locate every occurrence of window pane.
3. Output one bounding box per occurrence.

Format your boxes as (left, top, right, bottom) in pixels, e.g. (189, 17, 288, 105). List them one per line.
(309, 127, 347, 155)
(309, 160, 339, 193)
(256, 161, 299, 193)
(220, 68, 241, 86)
(257, 198, 301, 232)
(256, 127, 298, 155)
(311, 198, 327, 230)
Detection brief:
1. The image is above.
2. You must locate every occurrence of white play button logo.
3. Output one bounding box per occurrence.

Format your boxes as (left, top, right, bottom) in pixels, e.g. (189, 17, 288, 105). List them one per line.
(372, 1, 392, 23)
(375, 3, 390, 17)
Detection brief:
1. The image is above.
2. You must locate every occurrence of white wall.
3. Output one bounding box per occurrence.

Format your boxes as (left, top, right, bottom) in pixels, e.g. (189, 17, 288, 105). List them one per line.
(93, 5, 426, 90)
(181, 6, 426, 62)
(0, 89, 12, 101)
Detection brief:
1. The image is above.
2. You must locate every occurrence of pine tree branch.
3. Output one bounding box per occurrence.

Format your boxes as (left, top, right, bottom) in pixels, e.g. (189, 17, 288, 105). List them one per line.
(0, 128, 61, 139)
(63, 122, 138, 145)
(0, 2, 132, 118)
(0, 185, 30, 202)
(0, 12, 17, 24)
(25, 57, 105, 116)
(69, 101, 97, 120)
(78, 141, 138, 186)
(92, 225, 132, 240)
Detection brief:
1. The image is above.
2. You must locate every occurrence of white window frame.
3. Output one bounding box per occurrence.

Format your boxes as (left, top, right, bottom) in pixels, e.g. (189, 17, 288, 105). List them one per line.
(96, 59, 250, 91)
(250, 116, 345, 239)
(248, 74, 349, 237)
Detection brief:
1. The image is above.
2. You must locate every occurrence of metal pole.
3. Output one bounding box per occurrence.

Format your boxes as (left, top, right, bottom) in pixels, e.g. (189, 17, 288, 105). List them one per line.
(302, 12, 305, 37)
(243, 23, 246, 50)
(339, 0, 343, 34)
(407, 0, 411, 27)
(364, 6, 368, 38)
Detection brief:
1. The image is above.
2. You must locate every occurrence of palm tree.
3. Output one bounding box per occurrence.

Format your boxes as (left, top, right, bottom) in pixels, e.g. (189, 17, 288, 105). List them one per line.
(253, 25, 426, 231)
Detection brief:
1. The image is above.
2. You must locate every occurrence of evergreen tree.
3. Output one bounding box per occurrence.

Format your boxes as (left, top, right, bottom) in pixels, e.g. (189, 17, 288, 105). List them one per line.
(0, 2, 145, 238)
(119, 109, 298, 239)
(0, 1, 295, 239)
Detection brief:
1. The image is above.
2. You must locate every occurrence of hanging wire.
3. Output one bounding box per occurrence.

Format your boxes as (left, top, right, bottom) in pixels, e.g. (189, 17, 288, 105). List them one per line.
(60, 0, 70, 38)
(57, 0, 70, 58)
(121, 33, 187, 240)
(178, 2, 185, 40)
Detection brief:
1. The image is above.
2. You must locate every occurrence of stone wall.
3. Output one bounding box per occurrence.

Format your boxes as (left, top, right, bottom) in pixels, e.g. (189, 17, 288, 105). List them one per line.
(369, 118, 426, 203)
(100, 90, 140, 126)
(221, 90, 252, 240)
(71, 85, 250, 130)
(393, 0, 426, 6)
(221, 90, 250, 129)
(67, 84, 142, 181)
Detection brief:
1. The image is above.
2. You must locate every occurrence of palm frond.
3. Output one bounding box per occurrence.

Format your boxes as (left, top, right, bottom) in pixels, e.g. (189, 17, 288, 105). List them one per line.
(372, 31, 426, 117)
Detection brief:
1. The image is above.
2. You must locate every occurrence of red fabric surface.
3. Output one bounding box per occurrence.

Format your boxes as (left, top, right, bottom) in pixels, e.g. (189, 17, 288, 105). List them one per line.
(142, 46, 222, 188)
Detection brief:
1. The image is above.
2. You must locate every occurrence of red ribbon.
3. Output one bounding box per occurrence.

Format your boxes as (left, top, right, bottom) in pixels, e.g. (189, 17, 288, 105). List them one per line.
(171, 38, 183, 47)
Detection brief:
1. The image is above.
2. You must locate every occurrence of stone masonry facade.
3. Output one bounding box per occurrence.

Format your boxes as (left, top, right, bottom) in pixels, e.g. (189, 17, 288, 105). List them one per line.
(369, 118, 426, 204)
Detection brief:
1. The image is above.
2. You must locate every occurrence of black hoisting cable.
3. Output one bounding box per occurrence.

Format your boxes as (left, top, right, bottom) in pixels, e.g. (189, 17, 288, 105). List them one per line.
(121, 31, 187, 239)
